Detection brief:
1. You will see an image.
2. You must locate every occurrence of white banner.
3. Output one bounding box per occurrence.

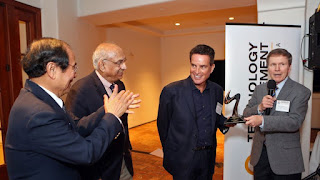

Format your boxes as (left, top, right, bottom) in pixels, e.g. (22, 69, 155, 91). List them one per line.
(224, 24, 301, 180)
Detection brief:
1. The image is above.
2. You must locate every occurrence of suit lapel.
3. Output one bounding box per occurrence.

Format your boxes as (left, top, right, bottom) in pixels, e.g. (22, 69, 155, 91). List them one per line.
(184, 77, 196, 118)
(26, 80, 64, 113)
(91, 71, 107, 98)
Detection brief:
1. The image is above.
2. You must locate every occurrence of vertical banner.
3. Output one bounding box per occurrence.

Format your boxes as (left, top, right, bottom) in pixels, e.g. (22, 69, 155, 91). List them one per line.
(224, 24, 301, 180)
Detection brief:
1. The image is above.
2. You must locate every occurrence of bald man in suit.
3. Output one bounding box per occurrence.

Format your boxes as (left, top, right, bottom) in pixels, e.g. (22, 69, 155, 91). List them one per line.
(66, 43, 134, 180)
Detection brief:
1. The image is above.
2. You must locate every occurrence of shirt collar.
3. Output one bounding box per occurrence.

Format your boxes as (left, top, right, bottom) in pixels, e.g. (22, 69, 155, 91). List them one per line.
(192, 82, 210, 92)
(95, 70, 113, 89)
(276, 76, 288, 92)
(37, 84, 63, 108)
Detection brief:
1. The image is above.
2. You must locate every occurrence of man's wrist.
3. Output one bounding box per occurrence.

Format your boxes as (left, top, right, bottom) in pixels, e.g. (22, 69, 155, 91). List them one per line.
(258, 104, 264, 113)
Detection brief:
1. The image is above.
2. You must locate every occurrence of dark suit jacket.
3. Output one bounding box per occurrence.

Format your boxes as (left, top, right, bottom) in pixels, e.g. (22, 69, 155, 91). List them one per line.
(66, 71, 133, 180)
(243, 78, 311, 175)
(157, 76, 227, 176)
(5, 80, 122, 180)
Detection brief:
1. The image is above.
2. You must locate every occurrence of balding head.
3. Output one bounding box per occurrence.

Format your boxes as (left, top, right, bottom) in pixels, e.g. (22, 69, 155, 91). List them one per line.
(92, 43, 127, 83)
(92, 43, 123, 70)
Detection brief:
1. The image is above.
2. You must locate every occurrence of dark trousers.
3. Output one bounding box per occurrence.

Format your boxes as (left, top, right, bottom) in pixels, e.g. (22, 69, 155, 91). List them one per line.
(173, 149, 214, 180)
(254, 145, 301, 180)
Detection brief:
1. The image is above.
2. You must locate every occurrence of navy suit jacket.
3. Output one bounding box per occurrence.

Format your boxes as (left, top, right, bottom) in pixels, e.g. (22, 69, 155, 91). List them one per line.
(5, 80, 122, 180)
(65, 71, 133, 180)
(157, 76, 227, 176)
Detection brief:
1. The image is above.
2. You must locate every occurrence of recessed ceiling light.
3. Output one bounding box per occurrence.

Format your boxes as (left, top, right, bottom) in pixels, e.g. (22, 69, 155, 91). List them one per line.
(229, 17, 235, 20)
(175, 22, 180, 26)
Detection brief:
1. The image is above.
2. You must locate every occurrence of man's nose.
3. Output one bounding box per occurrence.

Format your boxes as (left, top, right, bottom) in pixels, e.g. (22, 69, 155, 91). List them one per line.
(121, 62, 127, 70)
(195, 67, 201, 73)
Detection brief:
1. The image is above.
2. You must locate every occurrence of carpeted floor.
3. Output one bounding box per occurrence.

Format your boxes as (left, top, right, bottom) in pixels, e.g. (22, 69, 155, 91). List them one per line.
(129, 121, 225, 180)
(129, 121, 320, 180)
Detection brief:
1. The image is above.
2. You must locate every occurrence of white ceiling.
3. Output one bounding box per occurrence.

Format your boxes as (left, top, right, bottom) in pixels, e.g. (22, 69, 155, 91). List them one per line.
(79, 0, 257, 36)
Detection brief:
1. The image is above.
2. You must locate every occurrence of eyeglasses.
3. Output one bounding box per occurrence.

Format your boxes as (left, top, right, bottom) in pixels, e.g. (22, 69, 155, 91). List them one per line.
(68, 63, 78, 72)
(103, 58, 126, 67)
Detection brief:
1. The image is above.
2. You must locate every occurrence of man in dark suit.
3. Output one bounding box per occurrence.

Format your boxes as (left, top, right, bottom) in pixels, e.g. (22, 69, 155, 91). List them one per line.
(66, 43, 134, 180)
(5, 38, 138, 180)
(244, 48, 311, 180)
(157, 44, 230, 180)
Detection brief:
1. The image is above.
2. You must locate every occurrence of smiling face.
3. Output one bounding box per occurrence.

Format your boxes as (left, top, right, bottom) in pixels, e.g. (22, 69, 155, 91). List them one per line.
(268, 55, 291, 84)
(190, 54, 215, 92)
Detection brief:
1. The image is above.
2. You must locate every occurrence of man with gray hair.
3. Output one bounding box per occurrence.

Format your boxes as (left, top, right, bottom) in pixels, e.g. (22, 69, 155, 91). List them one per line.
(5, 38, 139, 180)
(66, 43, 134, 180)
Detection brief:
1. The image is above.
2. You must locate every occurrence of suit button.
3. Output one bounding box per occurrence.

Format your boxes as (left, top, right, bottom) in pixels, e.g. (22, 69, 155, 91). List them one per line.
(194, 134, 197, 137)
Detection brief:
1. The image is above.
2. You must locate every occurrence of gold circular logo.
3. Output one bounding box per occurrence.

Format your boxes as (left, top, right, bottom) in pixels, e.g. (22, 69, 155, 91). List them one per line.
(245, 156, 254, 175)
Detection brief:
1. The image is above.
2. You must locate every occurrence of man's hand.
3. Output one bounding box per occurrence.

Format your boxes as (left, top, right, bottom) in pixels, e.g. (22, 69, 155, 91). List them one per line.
(258, 95, 276, 112)
(126, 93, 141, 114)
(244, 115, 263, 127)
(103, 84, 139, 117)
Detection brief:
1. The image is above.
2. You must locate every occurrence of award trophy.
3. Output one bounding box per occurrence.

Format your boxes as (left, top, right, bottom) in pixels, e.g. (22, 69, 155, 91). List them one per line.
(224, 91, 246, 125)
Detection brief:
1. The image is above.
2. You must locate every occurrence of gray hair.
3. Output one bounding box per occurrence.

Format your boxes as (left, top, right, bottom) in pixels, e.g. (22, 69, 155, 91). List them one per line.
(92, 43, 118, 69)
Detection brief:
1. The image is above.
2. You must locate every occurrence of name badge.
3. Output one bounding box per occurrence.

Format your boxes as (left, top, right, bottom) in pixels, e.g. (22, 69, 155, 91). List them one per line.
(216, 102, 222, 115)
(276, 100, 290, 112)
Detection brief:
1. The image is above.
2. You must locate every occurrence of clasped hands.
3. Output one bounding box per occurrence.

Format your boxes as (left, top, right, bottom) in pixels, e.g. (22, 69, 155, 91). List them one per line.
(244, 95, 276, 127)
(103, 84, 141, 117)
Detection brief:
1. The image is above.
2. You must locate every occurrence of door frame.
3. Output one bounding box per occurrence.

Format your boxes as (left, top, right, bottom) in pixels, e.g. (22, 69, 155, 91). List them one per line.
(0, 0, 41, 179)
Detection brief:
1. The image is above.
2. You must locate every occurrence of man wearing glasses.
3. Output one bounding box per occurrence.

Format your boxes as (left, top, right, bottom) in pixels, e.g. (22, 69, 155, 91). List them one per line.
(66, 43, 134, 180)
(5, 38, 139, 179)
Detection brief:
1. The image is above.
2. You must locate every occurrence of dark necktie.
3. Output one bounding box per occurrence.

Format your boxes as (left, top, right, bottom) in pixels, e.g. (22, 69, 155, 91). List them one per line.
(110, 84, 115, 92)
(62, 101, 66, 112)
(274, 86, 279, 97)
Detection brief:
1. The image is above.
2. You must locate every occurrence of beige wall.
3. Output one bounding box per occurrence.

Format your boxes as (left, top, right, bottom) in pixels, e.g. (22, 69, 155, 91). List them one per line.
(57, 0, 107, 82)
(160, 31, 225, 88)
(106, 27, 162, 128)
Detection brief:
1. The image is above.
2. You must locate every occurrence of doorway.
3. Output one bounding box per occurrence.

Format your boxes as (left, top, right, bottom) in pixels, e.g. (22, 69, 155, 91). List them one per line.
(0, 0, 41, 179)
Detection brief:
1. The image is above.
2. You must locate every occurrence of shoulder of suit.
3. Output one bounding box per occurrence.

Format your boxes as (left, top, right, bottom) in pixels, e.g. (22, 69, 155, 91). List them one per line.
(254, 81, 267, 90)
(70, 72, 98, 90)
(164, 78, 189, 90)
(15, 89, 60, 117)
(289, 79, 311, 94)
(207, 80, 223, 91)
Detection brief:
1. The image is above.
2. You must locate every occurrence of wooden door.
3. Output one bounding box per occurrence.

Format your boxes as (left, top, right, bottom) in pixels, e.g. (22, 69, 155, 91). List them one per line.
(0, 0, 41, 179)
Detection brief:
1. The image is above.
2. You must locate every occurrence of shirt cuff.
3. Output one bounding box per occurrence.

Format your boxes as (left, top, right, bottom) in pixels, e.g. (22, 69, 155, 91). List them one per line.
(257, 106, 263, 115)
(116, 116, 124, 130)
(259, 116, 264, 129)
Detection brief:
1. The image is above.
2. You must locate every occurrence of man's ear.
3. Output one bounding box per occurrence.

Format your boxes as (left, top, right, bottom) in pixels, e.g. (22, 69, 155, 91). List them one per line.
(210, 64, 215, 73)
(46, 62, 56, 79)
(98, 60, 105, 72)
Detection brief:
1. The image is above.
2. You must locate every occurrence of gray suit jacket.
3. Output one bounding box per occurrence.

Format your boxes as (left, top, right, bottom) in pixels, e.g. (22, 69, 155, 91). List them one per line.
(243, 77, 311, 175)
